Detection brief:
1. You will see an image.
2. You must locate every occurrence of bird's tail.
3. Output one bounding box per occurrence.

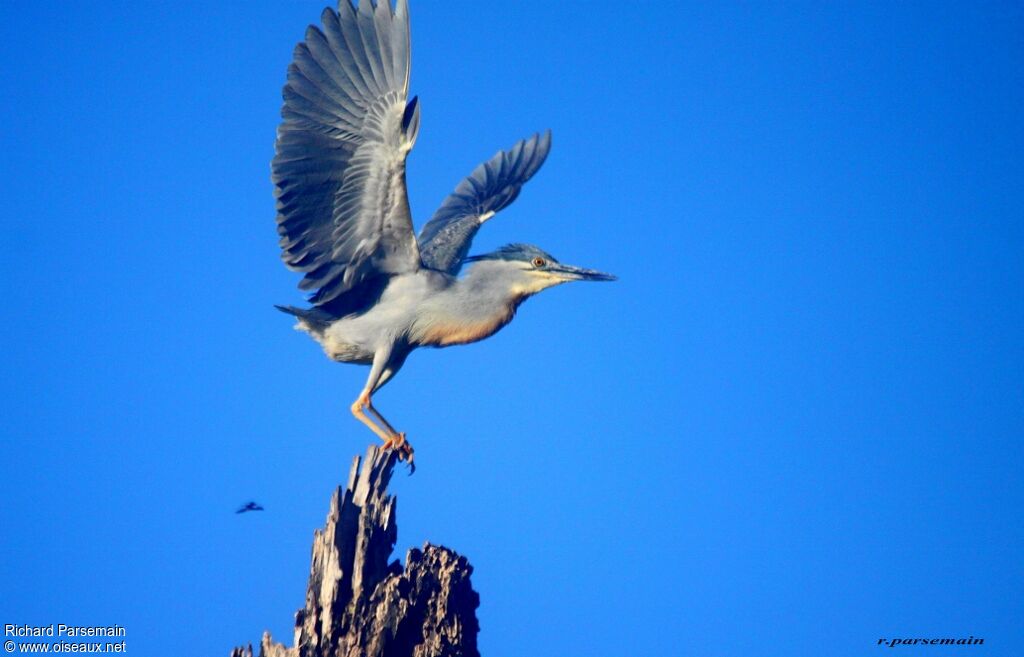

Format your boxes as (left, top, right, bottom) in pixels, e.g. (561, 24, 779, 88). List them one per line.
(274, 305, 333, 333)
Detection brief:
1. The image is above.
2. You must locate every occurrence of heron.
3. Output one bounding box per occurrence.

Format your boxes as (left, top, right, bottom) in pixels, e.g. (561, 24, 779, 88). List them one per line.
(272, 0, 615, 468)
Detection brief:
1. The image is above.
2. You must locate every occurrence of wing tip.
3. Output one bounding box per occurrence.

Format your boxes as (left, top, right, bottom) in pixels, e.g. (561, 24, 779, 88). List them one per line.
(540, 128, 553, 152)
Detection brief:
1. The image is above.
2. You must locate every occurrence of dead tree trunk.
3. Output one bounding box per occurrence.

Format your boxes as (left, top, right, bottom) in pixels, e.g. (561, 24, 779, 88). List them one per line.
(231, 446, 480, 657)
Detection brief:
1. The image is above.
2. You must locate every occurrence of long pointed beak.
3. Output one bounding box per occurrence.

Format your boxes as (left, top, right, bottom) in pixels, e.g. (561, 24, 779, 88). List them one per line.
(550, 263, 617, 282)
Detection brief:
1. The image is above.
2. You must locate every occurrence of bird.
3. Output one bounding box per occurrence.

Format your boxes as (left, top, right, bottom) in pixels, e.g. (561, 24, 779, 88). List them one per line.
(272, 0, 615, 469)
(236, 501, 265, 514)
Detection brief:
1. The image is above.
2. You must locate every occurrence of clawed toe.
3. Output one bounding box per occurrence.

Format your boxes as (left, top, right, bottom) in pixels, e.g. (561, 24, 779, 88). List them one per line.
(402, 443, 415, 475)
(401, 443, 415, 474)
(380, 433, 414, 463)
(386, 434, 415, 474)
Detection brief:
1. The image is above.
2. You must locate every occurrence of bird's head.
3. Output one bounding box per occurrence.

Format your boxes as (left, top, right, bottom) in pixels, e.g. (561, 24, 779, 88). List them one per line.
(464, 243, 616, 297)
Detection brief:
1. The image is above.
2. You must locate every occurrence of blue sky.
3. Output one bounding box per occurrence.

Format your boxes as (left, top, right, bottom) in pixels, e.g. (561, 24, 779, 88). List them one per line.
(1, 1, 1021, 655)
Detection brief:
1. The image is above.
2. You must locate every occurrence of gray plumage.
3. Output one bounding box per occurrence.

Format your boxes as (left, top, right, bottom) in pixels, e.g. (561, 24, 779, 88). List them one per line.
(273, 0, 614, 468)
(419, 131, 552, 274)
(274, 0, 419, 305)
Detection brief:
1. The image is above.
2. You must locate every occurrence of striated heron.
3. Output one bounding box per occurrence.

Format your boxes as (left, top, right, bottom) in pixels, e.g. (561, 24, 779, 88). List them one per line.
(272, 0, 615, 468)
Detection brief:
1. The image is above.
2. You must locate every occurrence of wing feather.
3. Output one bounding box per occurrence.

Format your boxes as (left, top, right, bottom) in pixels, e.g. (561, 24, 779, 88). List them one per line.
(418, 131, 552, 274)
(274, 0, 420, 306)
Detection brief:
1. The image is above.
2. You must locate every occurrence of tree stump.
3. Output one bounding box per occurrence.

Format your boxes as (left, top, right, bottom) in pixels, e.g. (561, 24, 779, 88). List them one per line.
(232, 446, 480, 657)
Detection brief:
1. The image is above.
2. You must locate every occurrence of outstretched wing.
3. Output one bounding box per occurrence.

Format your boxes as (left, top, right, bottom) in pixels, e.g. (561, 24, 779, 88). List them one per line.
(418, 131, 552, 274)
(274, 0, 421, 306)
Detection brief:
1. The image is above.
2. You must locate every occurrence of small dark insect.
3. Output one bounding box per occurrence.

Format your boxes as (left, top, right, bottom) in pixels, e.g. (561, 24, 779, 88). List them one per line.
(236, 501, 265, 514)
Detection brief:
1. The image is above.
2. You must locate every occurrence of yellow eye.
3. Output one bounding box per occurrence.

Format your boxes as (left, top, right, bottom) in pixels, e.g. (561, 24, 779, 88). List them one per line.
(532, 257, 546, 268)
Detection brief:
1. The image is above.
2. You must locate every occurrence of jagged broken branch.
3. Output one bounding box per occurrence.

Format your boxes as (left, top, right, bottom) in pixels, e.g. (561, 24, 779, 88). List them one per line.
(232, 446, 480, 657)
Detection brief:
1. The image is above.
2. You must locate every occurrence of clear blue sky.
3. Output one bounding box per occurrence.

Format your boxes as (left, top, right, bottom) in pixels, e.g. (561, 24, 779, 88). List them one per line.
(1, 1, 1021, 655)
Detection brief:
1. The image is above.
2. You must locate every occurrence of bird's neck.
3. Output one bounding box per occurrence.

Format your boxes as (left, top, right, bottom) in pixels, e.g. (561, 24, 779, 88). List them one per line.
(411, 264, 531, 347)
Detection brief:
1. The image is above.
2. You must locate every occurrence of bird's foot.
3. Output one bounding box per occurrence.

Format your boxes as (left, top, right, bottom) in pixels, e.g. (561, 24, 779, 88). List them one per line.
(390, 433, 416, 475)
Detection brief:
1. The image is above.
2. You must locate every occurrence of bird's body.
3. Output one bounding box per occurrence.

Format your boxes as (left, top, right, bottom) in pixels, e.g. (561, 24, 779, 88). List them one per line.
(314, 270, 513, 357)
(272, 0, 614, 467)
(288, 264, 531, 360)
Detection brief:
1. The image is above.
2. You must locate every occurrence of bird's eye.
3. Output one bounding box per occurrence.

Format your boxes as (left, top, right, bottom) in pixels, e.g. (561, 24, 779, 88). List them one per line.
(532, 257, 546, 268)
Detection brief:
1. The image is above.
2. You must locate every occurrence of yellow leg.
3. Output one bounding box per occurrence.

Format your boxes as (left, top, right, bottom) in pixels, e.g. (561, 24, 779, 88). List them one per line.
(351, 392, 414, 466)
(366, 402, 415, 464)
(366, 402, 398, 435)
(350, 391, 395, 450)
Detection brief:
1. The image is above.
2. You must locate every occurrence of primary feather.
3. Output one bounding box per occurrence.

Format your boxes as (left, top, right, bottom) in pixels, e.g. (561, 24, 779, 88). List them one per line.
(419, 131, 552, 274)
(274, 0, 420, 306)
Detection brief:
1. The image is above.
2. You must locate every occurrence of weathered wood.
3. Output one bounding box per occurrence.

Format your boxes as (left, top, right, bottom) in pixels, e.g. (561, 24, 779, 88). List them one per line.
(233, 446, 480, 657)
